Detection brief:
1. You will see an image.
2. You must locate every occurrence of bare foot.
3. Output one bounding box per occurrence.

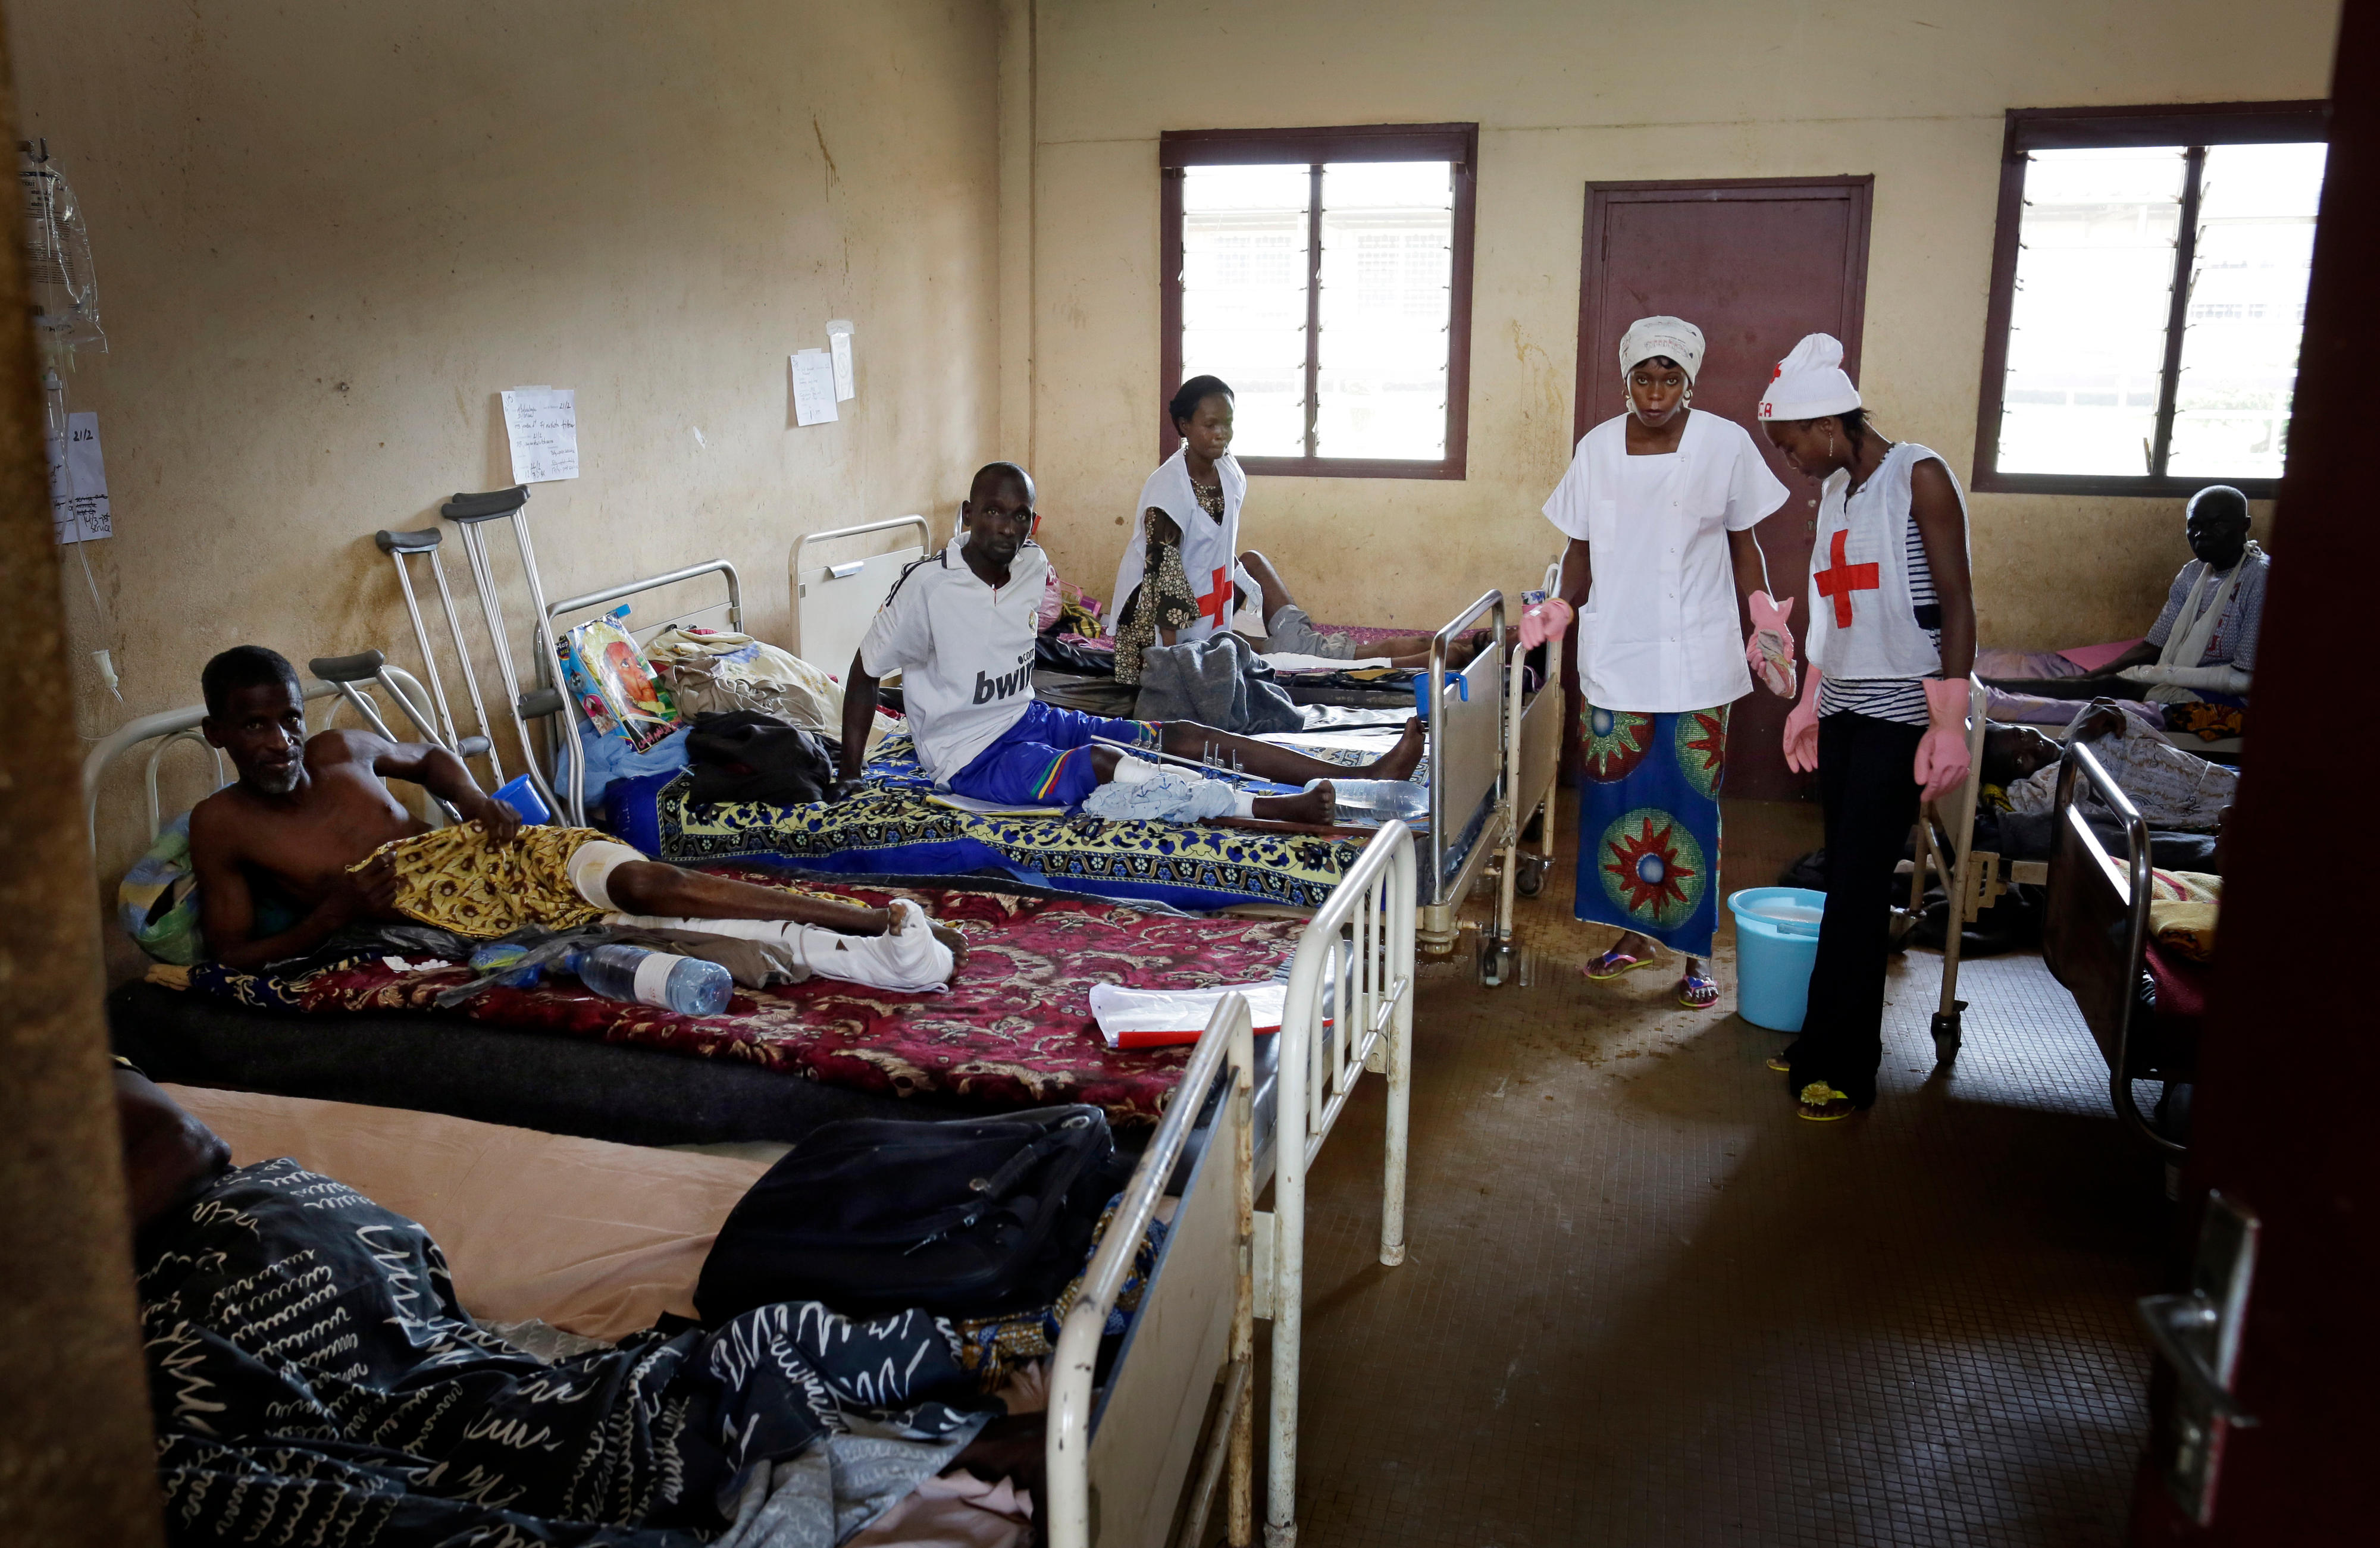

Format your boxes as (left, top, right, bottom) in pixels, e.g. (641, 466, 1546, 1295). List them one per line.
(1252, 782, 1336, 824)
(1361, 718, 1427, 782)
(928, 919, 969, 972)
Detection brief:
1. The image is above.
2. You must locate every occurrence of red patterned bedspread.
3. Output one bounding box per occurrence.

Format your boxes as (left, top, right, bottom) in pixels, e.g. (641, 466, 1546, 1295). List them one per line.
(185, 875, 1303, 1124)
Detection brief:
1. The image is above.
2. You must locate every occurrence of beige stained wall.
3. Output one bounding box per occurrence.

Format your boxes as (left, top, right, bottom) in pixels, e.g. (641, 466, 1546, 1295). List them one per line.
(1017, 0, 2337, 643)
(10, 0, 1002, 903)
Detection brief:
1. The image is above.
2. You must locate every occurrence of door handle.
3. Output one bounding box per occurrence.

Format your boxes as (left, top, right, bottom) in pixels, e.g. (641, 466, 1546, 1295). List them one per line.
(2136, 1293, 2257, 1426)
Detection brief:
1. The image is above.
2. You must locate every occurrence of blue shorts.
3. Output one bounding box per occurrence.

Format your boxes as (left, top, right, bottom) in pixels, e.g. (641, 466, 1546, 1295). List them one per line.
(952, 695, 1166, 800)
(948, 701, 1161, 806)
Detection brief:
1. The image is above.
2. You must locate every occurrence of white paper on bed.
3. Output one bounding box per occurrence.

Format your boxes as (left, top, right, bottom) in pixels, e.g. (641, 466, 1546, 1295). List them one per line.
(1260, 651, 1393, 672)
(929, 791, 1062, 815)
(1089, 979, 1285, 1049)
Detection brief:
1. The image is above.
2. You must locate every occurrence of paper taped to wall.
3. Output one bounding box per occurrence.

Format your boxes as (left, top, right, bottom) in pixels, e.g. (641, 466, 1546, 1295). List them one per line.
(50, 410, 110, 543)
(826, 319, 856, 401)
(791, 350, 838, 426)
(501, 386, 580, 482)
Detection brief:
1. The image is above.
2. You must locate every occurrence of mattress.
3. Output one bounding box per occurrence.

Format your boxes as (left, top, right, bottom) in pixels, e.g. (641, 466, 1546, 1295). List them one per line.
(609, 733, 1399, 912)
(116, 877, 1305, 1132)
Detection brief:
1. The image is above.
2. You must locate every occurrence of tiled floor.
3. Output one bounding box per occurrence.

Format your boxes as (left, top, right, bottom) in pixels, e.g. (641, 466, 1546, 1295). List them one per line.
(1248, 798, 2166, 1546)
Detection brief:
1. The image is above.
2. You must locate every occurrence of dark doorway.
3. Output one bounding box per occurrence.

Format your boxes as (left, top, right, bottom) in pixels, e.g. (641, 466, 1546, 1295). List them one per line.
(1570, 177, 1874, 801)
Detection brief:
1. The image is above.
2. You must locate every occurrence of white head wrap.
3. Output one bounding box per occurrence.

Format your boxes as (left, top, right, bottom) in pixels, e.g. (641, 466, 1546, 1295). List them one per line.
(1618, 316, 1706, 386)
(1758, 333, 1861, 421)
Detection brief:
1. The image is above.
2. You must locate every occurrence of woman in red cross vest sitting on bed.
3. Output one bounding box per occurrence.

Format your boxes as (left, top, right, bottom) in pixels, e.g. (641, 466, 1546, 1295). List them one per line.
(1759, 334, 1978, 1122)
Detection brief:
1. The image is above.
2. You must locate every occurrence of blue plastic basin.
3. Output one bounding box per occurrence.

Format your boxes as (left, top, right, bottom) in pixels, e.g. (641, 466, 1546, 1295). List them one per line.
(1727, 886, 1825, 1032)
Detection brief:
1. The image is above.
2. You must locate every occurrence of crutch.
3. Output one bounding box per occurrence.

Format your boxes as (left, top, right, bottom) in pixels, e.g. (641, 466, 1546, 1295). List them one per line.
(374, 526, 502, 788)
(307, 650, 461, 824)
(440, 485, 565, 820)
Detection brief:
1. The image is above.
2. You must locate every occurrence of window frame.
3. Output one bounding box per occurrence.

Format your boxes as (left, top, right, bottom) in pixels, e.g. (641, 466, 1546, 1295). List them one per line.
(1971, 100, 2331, 499)
(1159, 122, 1479, 480)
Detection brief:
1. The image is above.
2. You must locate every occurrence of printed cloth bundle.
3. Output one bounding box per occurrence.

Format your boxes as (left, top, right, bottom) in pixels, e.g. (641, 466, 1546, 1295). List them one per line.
(2147, 869, 2221, 963)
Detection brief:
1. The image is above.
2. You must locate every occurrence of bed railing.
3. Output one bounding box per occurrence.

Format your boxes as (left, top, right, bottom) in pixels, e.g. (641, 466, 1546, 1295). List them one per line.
(1263, 817, 1417, 1546)
(1048, 992, 1258, 1548)
(538, 559, 743, 825)
(82, 665, 444, 856)
(2042, 740, 2183, 1157)
(1420, 590, 1508, 955)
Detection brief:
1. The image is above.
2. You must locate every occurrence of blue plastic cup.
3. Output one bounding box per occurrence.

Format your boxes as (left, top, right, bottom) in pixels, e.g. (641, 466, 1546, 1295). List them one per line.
(492, 773, 552, 825)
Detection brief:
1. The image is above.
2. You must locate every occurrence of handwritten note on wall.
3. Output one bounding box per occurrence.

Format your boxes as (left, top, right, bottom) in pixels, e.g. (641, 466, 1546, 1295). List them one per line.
(49, 410, 111, 544)
(791, 352, 838, 427)
(502, 387, 580, 482)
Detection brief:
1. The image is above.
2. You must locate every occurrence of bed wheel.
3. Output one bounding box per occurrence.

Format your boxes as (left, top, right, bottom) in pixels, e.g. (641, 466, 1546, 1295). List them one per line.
(1478, 937, 1514, 986)
(1515, 855, 1546, 898)
(1930, 1007, 1965, 1067)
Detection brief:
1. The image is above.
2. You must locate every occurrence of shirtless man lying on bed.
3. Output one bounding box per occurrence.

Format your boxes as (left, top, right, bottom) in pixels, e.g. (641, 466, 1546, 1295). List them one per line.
(835, 460, 1426, 823)
(189, 644, 959, 985)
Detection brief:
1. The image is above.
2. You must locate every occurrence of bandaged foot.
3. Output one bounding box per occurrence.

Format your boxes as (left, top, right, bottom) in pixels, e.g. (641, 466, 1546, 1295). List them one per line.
(1912, 676, 1974, 803)
(1083, 758, 1241, 822)
(1746, 592, 1797, 698)
(609, 897, 957, 991)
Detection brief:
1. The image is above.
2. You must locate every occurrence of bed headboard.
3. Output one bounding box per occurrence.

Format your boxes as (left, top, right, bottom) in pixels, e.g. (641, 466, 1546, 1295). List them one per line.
(83, 665, 442, 861)
(790, 515, 931, 675)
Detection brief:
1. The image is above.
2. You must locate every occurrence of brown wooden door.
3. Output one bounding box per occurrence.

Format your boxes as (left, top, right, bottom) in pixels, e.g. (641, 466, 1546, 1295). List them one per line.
(2127, 12, 2374, 1541)
(1570, 177, 1873, 801)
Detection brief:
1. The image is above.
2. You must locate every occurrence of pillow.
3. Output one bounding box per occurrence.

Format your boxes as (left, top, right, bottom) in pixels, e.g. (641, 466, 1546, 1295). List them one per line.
(120, 813, 203, 964)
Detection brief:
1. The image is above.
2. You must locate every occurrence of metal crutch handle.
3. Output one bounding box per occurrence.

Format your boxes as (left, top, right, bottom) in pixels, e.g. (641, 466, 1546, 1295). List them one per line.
(308, 651, 388, 684)
(441, 487, 530, 522)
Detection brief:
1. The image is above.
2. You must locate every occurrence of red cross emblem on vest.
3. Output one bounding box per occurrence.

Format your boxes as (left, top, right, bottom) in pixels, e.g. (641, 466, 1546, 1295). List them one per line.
(1197, 566, 1231, 628)
(1813, 528, 1880, 628)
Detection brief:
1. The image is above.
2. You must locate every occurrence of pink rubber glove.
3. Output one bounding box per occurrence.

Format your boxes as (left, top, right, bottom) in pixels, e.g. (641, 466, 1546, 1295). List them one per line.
(1783, 665, 1822, 773)
(1912, 676, 1974, 803)
(1517, 597, 1574, 651)
(1746, 591, 1797, 698)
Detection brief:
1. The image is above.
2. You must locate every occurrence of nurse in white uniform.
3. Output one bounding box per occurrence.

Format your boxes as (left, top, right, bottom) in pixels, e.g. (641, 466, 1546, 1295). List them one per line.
(1525, 317, 1797, 1009)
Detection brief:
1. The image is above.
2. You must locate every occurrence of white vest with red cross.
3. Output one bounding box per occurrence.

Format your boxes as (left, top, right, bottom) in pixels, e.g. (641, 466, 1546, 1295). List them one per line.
(1110, 446, 1245, 645)
(1805, 441, 1962, 681)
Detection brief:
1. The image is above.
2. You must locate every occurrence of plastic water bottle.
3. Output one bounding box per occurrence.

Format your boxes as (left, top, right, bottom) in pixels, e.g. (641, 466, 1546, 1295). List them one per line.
(566, 945, 733, 1016)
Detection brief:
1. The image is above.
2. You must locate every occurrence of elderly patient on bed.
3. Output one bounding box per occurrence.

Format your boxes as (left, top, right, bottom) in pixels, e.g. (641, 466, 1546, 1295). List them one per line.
(188, 645, 959, 988)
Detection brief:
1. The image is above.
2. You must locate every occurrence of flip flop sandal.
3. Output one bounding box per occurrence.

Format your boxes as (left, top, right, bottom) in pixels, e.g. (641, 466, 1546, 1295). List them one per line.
(1796, 1082, 1862, 1122)
(1677, 972, 1720, 1010)
(1765, 1054, 1793, 1073)
(1583, 948, 1656, 982)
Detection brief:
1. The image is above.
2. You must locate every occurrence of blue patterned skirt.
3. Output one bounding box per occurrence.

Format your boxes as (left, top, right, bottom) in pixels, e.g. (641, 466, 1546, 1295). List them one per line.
(1573, 702, 1728, 957)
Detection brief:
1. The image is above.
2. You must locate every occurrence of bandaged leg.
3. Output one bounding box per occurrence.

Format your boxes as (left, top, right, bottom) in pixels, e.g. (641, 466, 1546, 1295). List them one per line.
(1083, 756, 1245, 822)
(566, 840, 650, 911)
(606, 897, 956, 992)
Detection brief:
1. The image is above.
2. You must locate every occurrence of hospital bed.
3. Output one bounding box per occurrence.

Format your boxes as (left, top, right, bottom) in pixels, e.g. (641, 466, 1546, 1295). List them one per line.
(159, 992, 1262, 1547)
(87, 670, 1417, 1544)
(2040, 741, 2196, 1160)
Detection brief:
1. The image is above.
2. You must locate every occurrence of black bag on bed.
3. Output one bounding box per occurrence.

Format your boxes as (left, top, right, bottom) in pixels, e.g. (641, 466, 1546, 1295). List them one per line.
(694, 1104, 1122, 1324)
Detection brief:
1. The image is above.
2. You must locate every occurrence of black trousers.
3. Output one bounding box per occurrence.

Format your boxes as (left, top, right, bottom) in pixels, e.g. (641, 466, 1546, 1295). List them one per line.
(1786, 712, 1924, 1107)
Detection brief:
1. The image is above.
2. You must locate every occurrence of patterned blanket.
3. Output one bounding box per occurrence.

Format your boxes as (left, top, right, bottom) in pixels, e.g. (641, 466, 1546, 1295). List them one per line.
(609, 732, 1386, 912)
(183, 877, 1302, 1124)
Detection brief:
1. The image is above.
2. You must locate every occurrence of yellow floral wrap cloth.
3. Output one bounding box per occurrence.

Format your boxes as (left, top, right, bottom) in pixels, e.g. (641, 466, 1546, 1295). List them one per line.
(355, 822, 619, 939)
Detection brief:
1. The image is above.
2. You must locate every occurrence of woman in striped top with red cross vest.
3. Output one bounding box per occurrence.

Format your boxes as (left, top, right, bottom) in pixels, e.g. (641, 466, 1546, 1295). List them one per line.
(1758, 335, 1977, 1121)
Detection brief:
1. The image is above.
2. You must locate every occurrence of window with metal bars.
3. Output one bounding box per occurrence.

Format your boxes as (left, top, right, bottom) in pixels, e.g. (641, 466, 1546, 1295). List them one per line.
(1160, 123, 1477, 480)
(1973, 101, 2330, 497)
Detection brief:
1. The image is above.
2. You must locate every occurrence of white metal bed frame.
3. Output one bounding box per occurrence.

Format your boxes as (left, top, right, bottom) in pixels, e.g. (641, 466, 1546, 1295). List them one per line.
(85, 675, 1415, 1546)
(791, 515, 932, 673)
(83, 664, 446, 854)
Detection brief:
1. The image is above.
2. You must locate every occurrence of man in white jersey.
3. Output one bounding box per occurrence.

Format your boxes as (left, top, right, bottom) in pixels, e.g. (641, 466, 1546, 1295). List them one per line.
(836, 463, 1423, 819)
